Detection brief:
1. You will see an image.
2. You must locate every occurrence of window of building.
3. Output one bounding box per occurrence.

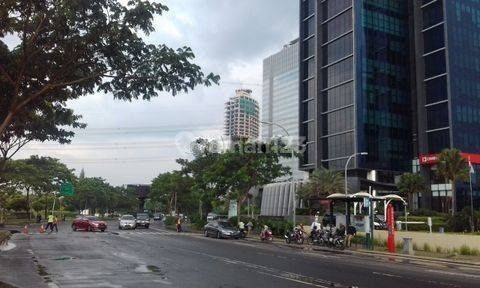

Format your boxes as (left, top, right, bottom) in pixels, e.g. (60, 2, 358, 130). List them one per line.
(424, 50, 446, 78)
(423, 0, 444, 29)
(425, 75, 448, 104)
(426, 102, 449, 130)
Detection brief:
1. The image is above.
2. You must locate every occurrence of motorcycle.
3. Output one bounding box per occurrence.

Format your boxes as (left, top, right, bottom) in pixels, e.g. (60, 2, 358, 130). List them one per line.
(318, 228, 345, 250)
(260, 229, 273, 242)
(284, 228, 304, 245)
(307, 229, 321, 245)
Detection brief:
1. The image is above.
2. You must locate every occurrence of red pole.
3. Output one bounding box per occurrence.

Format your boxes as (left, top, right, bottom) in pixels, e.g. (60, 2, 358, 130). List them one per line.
(387, 204, 396, 253)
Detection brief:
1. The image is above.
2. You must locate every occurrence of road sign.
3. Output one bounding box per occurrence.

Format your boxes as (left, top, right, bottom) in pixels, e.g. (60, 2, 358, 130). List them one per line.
(60, 182, 74, 196)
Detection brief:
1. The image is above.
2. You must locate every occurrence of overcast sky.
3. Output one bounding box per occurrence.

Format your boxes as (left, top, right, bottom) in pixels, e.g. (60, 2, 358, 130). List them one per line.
(15, 0, 299, 186)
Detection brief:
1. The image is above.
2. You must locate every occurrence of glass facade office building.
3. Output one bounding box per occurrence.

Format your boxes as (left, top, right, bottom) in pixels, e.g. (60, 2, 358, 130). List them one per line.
(413, 0, 480, 210)
(299, 0, 480, 210)
(262, 39, 308, 181)
(299, 0, 413, 191)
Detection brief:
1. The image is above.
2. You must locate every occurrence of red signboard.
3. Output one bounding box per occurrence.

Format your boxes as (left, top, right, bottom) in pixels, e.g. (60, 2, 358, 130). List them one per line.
(387, 204, 396, 253)
(420, 152, 480, 166)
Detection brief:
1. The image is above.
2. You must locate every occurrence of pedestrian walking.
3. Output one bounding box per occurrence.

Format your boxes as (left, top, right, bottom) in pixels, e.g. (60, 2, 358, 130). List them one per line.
(238, 221, 245, 238)
(52, 216, 59, 233)
(346, 225, 357, 248)
(246, 221, 253, 236)
(45, 214, 54, 232)
(176, 217, 182, 232)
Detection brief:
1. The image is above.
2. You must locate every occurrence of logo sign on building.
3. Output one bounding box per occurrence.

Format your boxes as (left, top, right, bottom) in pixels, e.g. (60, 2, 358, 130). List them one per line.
(419, 154, 439, 165)
(420, 153, 480, 166)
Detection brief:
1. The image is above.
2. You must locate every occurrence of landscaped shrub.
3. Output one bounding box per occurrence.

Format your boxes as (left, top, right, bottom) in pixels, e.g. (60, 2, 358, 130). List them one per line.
(164, 216, 176, 226)
(256, 217, 293, 236)
(446, 208, 479, 232)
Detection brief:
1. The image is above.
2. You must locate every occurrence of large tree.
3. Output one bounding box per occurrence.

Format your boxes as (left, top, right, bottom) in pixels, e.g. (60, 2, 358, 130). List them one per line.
(206, 140, 291, 223)
(397, 172, 426, 210)
(176, 138, 222, 218)
(0, 0, 218, 148)
(150, 171, 194, 215)
(436, 149, 469, 215)
(23, 156, 75, 218)
(298, 168, 344, 200)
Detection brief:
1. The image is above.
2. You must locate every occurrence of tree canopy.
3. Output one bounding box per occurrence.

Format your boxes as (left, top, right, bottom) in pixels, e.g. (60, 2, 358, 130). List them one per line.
(397, 172, 426, 209)
(0, 0, 219, 156)
(298, 168, 344, 200)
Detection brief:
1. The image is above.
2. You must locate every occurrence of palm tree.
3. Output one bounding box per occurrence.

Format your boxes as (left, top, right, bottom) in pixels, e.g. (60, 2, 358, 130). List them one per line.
(298, 168, 344, 200)
(436, 149, 469, 215)
(397, 173, 426, 209)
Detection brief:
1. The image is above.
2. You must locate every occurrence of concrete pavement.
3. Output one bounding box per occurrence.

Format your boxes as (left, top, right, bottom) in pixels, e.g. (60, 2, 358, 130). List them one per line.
(1, 221, 479, 288)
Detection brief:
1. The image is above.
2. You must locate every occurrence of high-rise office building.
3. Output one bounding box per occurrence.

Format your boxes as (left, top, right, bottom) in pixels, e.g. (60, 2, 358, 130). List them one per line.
(413, 0, 480, 211)
(224, 89, 260, 140)
(298, 0, 480, 211)
(299, 0, 413, 193)
(263, 39, 308, 181)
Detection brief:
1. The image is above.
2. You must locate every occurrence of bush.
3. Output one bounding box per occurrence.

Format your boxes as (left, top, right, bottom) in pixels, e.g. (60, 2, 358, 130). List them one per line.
(459, 245, 480, 256)
(409, 209, 446, 217)
(164, 216, 176, 226)
(446, 207, 479, 233)
(423, 243, 432, 252)
(189, 215, 207, 231)
(256, 217, 293, 236)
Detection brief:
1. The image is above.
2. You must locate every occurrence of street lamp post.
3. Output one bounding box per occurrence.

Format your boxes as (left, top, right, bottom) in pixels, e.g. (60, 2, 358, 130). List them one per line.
(344, 152, 368, 229)
(261, 121, 296, 225)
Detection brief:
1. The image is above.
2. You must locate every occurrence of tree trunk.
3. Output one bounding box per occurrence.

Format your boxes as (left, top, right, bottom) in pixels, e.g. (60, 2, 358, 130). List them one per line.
(451, 180, 456, 216)
(26, 187, 31, 221)
(44, 193, 48, 219)
(237, 199, 241, 225)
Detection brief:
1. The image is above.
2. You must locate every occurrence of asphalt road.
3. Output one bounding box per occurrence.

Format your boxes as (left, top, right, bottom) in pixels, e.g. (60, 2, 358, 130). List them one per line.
(1, 221, 480, 288)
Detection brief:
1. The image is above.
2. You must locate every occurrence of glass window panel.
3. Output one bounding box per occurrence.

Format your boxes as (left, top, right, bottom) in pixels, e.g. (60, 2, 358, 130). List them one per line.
(323, 33, 353, 65)
(322, 10, 352, 43)
(427, 102, 449, 130)
(425, 75, 448, 104)
(423, 1, 444, 29)
(423, 24, 445, 53)
(428, 129, 450, 153)
(424, 50, 446, 78)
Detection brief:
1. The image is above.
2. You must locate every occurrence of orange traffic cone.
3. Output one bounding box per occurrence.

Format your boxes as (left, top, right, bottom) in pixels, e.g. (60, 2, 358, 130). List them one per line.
(23, 224, 29, 235)
(39, 225, 45, 234)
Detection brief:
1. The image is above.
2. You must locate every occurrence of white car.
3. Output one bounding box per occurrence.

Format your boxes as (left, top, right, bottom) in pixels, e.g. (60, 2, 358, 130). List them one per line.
(118, 215, 136, 230)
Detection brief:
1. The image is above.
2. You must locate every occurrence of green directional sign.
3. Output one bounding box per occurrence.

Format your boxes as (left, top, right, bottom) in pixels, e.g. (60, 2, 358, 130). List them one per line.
(60, 182, 74, 196)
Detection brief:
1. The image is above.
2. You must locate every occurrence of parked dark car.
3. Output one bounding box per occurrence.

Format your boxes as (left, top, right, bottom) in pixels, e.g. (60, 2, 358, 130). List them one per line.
(135, 213, 150, 229)
(203, 220, 240, 239)
(72, 216, 107, 232)
(374, 215, 388, 230)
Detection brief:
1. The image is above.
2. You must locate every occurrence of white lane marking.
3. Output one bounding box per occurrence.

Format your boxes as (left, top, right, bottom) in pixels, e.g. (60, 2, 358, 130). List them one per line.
(425, 269, 480, 279)
(372, 271, 402, 278)
(257, 271, 330, 288)
(152, 279, 172, 285)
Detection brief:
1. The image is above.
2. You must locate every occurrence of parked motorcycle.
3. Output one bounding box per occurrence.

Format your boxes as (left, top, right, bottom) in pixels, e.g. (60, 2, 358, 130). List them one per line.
(307, 229, 321, 245)
(317, 228, 345, 250)
(284, 228, 304, 244)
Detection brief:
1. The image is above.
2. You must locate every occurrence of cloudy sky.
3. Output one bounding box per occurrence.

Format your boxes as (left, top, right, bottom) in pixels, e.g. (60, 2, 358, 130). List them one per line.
(15, 0, 299, 186)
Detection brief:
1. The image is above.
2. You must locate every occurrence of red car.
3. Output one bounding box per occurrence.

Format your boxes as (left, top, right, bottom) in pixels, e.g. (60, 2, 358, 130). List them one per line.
(72, 216, 107, 232)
